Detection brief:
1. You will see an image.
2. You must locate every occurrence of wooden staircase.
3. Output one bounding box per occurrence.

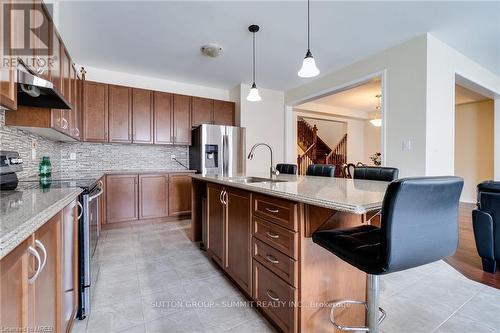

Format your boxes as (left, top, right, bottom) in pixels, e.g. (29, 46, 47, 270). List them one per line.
(297, 117, 347, 176)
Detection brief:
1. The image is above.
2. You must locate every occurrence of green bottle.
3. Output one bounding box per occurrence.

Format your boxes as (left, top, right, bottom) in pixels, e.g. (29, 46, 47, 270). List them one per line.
(39, 156, 52, 188)
(39, 156, 52, 176)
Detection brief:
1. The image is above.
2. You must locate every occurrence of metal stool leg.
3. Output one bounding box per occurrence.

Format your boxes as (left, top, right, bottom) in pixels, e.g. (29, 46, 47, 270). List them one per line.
(329, 274, 386, 332)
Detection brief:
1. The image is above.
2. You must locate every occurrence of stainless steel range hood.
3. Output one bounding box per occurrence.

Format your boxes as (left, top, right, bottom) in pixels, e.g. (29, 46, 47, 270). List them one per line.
(16, 70, 72, 109)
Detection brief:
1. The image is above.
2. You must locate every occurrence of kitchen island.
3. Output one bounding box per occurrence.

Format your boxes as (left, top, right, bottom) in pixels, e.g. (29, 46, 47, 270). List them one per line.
(191, 173, 389, 333)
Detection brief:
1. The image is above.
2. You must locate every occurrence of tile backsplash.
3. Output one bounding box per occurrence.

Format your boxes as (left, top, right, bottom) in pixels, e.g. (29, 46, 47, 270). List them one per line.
(0, 110, 189, 180)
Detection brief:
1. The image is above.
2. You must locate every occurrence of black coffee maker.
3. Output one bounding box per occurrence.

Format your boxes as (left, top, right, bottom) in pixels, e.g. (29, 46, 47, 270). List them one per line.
(0, 151, 24, 190)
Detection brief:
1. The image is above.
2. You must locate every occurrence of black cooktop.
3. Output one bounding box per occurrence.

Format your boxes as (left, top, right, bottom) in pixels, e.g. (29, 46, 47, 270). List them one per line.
(18, 178, 98, 191)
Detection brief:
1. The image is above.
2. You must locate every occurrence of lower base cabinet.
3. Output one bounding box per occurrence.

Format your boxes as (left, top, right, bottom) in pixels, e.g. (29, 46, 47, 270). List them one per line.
(206, 183, 251, 294)
(105, 172, 193, 225)
(0, 200, 78, 333)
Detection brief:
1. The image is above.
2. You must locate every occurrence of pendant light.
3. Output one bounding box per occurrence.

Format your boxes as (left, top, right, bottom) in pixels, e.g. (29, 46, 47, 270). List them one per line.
(369, 94, 382, 127)
(246, 25, 261, 102)
(298, 0, 320, 78)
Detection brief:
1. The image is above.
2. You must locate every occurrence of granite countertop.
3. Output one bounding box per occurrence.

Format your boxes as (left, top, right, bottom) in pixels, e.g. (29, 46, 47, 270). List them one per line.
(0, 187, 83, 260)
(192, 173, 389, 214)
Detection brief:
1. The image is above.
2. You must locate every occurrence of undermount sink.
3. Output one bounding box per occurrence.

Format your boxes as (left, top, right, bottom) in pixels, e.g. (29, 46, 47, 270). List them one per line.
(228, 176, 287, 184)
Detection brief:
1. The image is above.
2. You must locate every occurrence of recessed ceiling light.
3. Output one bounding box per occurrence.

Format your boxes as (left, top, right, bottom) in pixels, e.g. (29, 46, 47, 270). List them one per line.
(200, 44, 223, 58)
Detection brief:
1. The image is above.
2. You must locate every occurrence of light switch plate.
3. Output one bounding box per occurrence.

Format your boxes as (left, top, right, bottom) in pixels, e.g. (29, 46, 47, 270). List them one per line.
(69, 153, 77, 160)
(402, 139, 412, 151)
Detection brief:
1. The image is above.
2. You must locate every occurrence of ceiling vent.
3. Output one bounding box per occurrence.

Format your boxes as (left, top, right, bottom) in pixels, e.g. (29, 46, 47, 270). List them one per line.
(201, 44, 223, 58)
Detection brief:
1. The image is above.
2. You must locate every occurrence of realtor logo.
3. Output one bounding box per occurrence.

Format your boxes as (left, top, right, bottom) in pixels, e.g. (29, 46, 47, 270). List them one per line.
(2, 2, 52, 56)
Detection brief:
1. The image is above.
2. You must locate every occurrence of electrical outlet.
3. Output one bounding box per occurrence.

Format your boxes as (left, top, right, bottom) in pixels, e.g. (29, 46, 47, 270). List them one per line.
(69, 152, 77, 160)
(170, 154, 176, 161)
(31, 139, 38, 149)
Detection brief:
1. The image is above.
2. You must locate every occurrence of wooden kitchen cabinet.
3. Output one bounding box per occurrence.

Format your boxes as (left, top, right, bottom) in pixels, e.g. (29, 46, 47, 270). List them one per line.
(32, 0, 52, 82)
(191, 97, 213, 127)
(139, 174, 169, 219)
(225, 188, 251, 294)
(132, 88, 154, 144)
(213, 100, 235, 126)
(168, 174, 192, 216)
(108, 85, 132, 143)
(0, 0, 17, 110)
(207, 183, 225, 266)
(173, 94, 192, 145)
(59, 46, 71, 134)
(206, 184, 251, 293)
(32, 212, 62, 332)
(106, 174, 139, 223)
(83, 81, 108, 142)
(154, 91, 173, 144)
(0, 238, 30, 330)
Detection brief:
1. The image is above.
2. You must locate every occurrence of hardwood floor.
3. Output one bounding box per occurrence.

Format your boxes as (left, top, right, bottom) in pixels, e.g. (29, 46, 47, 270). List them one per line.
(444, 202, 500, 289)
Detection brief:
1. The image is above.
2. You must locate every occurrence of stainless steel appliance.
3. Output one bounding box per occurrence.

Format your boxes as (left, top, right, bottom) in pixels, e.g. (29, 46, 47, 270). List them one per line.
(190, 124, 246, 176)
(17, 66, 72, 109)
(0, 151, 24, 190)
(78, 179, 104, 319)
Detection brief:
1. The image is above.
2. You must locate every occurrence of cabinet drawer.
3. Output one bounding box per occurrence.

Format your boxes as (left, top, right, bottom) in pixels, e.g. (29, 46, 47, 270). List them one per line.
(253, 194, 297, 231)
(253, 217, 298, 260)
(253, 260, 297, 333)
(253, 237, 298, 288)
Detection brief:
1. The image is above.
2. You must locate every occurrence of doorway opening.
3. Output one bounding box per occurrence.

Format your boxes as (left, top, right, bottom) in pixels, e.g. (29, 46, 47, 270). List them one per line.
(454, 84, 494, 203)
(293, 76, 382, 175)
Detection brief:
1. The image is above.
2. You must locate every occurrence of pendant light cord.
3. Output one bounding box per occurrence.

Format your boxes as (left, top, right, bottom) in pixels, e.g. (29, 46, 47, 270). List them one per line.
(252, 31, 256, 83)
(307, 0, 310, 51)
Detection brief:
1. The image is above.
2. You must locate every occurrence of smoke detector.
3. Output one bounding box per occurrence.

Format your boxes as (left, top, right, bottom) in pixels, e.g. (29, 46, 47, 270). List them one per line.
(201, 44, 223, 58)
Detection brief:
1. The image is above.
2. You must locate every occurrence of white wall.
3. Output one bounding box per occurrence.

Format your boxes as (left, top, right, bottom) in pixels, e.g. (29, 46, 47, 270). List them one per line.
(496, 99, 500, 180)
(454, 100, 494, 202)
(82, 66, 229, 100)
(286, 35, 429, 177)
(364, 121, 382, 164)
(426, 35, 500, 176)
(234, 84, 285, 174)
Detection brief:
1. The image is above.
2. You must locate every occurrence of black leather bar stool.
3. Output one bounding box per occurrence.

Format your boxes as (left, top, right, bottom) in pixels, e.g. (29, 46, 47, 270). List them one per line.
(473, 180, 500, 273)
(312, 177, 463, 332)
(306, 164, 335, 177)
(276, 163, 298, 175)
(353, 166, 399, 182)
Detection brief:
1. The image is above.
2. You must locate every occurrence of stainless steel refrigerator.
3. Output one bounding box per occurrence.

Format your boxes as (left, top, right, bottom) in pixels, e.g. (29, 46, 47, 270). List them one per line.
(190, 124, 246, 176)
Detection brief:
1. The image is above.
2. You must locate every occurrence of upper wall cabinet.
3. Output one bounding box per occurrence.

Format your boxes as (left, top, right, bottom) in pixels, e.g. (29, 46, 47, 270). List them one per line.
(0, 0, 18, 110)
(154, 91, 173, 144)
(108, 85, 132, 143)
(173, 94, 192, 145)
(132, 88, 153, 144)
(191, 97, 214, 128)
(83, 81, 108, 142)
(191, 97, 235, 127)
(213, 100, 235, 126)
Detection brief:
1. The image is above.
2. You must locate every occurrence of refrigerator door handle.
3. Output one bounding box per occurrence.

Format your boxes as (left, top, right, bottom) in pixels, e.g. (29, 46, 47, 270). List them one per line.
(223, 134, 229, 176)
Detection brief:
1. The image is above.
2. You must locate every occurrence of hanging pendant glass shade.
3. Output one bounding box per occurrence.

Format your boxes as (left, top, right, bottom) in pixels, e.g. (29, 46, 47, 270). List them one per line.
(246, 82, 262, 102)
(298, 50, 320, 78)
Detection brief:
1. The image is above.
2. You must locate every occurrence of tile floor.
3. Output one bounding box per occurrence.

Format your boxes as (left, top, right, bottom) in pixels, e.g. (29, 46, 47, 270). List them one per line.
(73, 220, 500, 333)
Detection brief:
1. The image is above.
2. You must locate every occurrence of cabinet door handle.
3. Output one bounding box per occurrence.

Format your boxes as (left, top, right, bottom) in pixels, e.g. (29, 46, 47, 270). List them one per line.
(77, 201, 83, 220)
(223, 190, 228, 205)
(219, 190, 224, 204)
(266, 231, 280, 239)
(74, 128, 80, 137)
(61, 117, 68, 129)
(34, 240, 47, 274)
(266, 289, 280, 302)
(265, 207, 279, 213)
(265, 254, 279, 264)
(28, 246, 41, 284)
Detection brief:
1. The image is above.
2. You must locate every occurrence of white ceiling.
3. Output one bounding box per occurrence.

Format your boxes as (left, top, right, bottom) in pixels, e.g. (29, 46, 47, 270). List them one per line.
(455, 85, 490, 105)
(310, 80, 381, 112)
(57, 1, 500, 91)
